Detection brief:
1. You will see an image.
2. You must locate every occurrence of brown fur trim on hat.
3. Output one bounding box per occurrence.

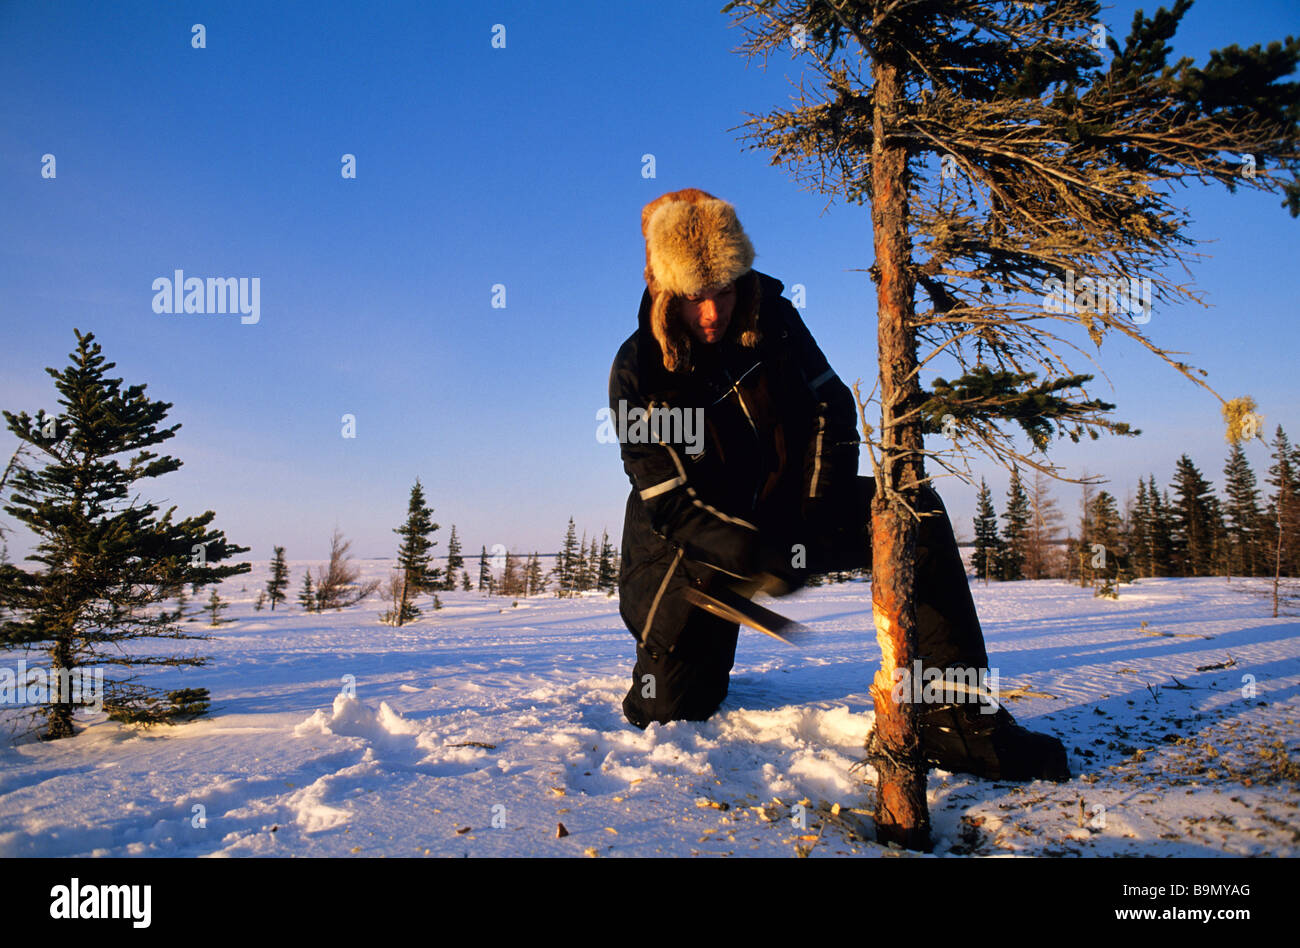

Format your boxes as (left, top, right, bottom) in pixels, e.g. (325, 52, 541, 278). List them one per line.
(645, 197, 755, 299)
(640, 188, 760, 373)
(641, 187, 719, 289)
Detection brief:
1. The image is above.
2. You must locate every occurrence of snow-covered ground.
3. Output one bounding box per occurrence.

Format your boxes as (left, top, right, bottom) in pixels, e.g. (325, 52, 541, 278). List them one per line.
(0, 565, 1296, 858)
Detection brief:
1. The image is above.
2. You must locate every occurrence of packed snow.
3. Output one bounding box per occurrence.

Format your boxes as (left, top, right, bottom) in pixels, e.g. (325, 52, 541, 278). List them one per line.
(1, 564, 1296, 858)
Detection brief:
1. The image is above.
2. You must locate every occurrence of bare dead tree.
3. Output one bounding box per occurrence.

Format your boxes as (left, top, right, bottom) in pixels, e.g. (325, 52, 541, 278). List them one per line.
(379, 571, 408, 626)
(1026, 471, 1066, 579)
(314, 529, 380, 611)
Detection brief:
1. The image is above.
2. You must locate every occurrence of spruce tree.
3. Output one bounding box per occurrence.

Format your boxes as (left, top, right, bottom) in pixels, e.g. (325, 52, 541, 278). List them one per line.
(389, 479, 440, 625)
(971, 479, 1003, 584)
(0, 447, 24, 606)
(575, 531, 590, 594)
(266, 545, 290, 610)
(1266, 427, 1299, 576)
(524, 552, 545, 597)
(500, 552, 522, 598)
(557, 518, 580, 598)
(1120, 491, 1138, 575)
(444, 525, 463, 592)
(1223, 443, 1264, 578)
(1146, 476, 1174, 577)
(1076, 479, 1096, 587)
(0, 330, 249, 737)
(1086, 490, 1126, 594)
(521, 552, 535, 596)
(539, 552, 552, 595)
(725, 0, 1299, 851)
(298, 571, 315, 612)
(1205, 493, 1229, 579)
(478, 546, 492, 594)
(1266, 427, 1300, 615)
(205, 588, 229, 626)
(1130, 480, 1152, 579)
(1170, 455, 1216, 576)
(999, 468, 1031, 581)
(597, 530, 617, 591)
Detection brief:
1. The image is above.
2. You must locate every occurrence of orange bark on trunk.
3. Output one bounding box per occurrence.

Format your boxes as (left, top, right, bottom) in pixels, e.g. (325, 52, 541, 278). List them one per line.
(866, 51, 931, 852)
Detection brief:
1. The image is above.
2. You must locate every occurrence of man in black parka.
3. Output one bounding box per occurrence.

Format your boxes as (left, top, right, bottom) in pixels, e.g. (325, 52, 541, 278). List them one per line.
(609, 187, 1069, 782)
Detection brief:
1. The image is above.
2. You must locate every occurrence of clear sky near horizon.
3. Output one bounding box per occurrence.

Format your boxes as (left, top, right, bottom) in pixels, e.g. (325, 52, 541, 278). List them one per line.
(1, 0, 1297, 565)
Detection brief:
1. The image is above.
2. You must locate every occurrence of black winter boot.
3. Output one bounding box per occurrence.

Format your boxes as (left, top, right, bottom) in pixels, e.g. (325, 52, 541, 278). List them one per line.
(919, 702, 1071, 783)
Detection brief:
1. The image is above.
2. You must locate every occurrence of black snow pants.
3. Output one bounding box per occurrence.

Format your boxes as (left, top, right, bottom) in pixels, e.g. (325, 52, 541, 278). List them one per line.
(620, 475, 989, 728)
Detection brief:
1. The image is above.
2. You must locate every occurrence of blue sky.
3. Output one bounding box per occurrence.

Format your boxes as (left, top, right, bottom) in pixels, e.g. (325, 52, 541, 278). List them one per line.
(1, 0, 1297, 564)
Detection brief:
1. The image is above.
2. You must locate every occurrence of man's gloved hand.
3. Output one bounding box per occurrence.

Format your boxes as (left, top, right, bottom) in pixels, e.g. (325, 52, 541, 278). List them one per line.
(798, 496, 837, 574)
(748, 534, 807, 598)
(801, 485, 869, 574)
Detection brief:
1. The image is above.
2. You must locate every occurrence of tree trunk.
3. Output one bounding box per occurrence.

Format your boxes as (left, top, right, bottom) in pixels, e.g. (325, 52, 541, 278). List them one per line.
(1275, 513, 1284, 619)
(866, 52, 931, 852)
(45, 637, 75, 740)
(399, 573, 415, 627)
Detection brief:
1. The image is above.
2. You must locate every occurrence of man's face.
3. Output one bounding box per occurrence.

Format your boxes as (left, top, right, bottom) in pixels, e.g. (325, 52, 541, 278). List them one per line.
(681, 281, 736, 345)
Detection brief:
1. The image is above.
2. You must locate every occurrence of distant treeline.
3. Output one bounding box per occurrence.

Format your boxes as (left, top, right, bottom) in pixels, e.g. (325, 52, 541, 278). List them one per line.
(968, 427, 1300, 595)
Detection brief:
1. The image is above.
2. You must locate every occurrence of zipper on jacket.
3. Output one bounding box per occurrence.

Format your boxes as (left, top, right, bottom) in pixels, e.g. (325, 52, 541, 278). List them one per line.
(722, 363, 761, 441)
(718, 362, 762, 512)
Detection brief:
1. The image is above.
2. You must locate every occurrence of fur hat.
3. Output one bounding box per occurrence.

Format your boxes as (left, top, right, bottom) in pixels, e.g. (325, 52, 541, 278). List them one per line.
(640, 188, 760, 372)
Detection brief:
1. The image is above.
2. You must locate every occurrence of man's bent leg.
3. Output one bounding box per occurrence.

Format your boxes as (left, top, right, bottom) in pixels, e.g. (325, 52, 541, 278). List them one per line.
(622, 611, 739, 728)
(914, 485, 990, 671)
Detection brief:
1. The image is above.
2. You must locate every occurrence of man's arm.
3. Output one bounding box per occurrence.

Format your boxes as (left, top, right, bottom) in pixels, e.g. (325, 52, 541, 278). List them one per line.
(609, 351, 760, 580)
(776, 298, 860, 505)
